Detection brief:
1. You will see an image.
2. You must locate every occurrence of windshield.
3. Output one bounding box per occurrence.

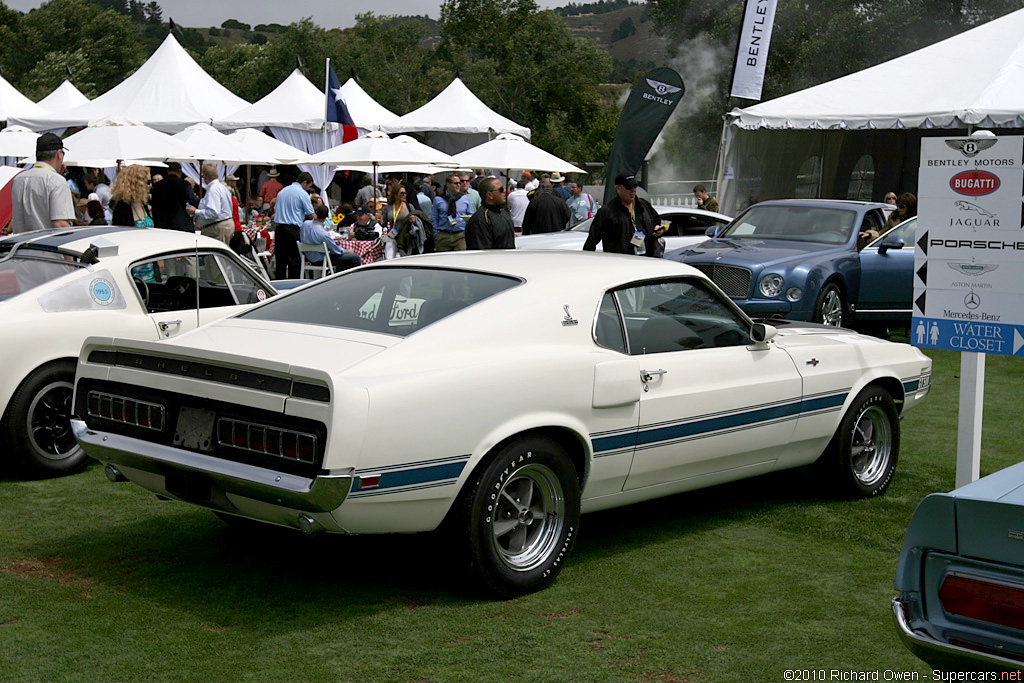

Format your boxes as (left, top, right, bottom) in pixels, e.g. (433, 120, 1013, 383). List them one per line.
(240, 266, 521, 337)
(0, 253, 80, 303)
(723, 205, 857, 245)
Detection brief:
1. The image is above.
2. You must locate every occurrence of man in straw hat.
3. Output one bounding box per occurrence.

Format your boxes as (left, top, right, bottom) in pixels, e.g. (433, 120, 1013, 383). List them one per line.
(11, 133, 76, 232)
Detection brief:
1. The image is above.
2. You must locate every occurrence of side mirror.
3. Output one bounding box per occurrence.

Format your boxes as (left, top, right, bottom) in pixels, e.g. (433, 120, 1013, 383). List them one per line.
(750, 323, 778, 344)
(878, 237, 905, 255)
(705, 225, 722, 238)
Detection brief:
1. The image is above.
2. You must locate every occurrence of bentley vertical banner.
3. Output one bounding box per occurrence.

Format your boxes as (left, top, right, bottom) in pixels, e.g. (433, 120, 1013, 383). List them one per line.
(603, 67, 685, 205)
(730, 0, 778, 100)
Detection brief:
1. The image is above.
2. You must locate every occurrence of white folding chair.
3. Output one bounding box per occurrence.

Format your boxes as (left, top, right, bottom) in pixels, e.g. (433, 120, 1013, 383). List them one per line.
(253, 236, 273, 279)
(298, 242, 335, 280)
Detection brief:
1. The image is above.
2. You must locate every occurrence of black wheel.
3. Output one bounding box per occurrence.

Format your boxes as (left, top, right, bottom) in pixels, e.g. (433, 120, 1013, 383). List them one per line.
(463, 436, 580, 598)
(813, 283, 845, 327)
(817, 386, 899, 498)
(3, 361, 89, 477)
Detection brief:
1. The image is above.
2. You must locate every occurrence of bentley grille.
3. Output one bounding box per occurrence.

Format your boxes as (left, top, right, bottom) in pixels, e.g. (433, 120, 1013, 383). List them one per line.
(691, 264, 752, 298)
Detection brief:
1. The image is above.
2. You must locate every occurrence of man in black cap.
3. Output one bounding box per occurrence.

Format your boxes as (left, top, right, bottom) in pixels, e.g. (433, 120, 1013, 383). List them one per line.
(150, 161, 199, 232)
(583, 173, 663, 256)
(11, 133, 76, 233)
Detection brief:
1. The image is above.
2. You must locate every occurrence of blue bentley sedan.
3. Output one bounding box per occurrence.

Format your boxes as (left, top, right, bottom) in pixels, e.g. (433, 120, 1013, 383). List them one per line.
(668, 200, 910, 329)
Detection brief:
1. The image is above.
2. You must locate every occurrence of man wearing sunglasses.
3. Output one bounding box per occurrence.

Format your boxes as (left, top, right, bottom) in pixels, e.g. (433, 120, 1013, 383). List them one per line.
(431, 174, 472, 251)
(466, 178, 515, 250)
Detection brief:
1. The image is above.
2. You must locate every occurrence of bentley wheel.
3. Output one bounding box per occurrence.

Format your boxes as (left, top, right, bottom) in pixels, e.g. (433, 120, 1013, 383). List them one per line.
(4, 361, 89, 477)
(464, 436, 580, 598)
(813, 283, 845, 327)
(818, 386, 899, 498)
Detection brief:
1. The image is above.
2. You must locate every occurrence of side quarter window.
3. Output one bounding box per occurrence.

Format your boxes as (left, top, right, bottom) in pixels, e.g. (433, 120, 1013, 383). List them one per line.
(615, 279, 751, 355)
(594, 291, 627, 353)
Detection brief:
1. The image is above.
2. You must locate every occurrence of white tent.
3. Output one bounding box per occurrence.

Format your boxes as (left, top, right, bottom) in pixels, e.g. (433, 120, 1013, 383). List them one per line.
(37, 80, 90, 113)
(9, 34, 249, 134)
(216, 69, 330, 132)
(0, 74, 46, 121)
(718, 8, 1024, 214)
(379, 77, 530, 154)
(339, 77, 398, 132)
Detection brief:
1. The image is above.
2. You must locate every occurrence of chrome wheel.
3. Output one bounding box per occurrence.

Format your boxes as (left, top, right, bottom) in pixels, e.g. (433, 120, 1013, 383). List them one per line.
(491, 463, 566, 571)
(850, 405, 893, 487)
(27, 379, 78, 462)
(818, 287, 844, 327)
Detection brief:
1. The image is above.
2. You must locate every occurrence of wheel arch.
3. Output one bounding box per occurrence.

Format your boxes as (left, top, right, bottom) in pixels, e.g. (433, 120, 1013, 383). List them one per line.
(1, 356, 79, 426)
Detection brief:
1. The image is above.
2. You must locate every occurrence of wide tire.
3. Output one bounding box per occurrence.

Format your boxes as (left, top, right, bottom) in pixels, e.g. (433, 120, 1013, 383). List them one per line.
(3, 361, 89, 477)
(463, 436, 580, 598)
(813, 283, 845, 327)
(818, 386, 899, 498)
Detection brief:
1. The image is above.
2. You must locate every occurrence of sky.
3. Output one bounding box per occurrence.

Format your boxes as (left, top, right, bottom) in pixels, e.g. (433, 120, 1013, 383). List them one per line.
(5, 0, 566, 29)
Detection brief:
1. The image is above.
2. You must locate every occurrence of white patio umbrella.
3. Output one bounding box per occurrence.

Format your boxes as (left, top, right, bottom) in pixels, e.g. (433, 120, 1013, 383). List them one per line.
(171, 123, 275, 165)
(0, 126, 39, 159)
(451, 132, 586, 176)
(226, 128, 306, 164)
(298, 130, 456, 199)
(62, 116, 194, 167)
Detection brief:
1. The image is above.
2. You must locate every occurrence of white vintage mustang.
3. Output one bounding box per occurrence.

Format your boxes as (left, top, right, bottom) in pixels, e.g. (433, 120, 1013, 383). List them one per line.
(72, 251, 932, 596)
(0, 227, 275, 476)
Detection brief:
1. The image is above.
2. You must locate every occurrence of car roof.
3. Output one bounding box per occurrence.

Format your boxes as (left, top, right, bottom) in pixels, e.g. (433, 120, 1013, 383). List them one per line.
(0, 226, 231, 263)
(748, 199, 891, 212)
(366, 249, 703, 287)
(649, 204, 733, 221)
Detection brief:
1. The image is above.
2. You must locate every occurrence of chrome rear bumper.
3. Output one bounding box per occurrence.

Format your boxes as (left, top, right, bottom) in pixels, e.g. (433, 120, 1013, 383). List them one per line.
(72, 419, 351, 513)
(892, 598, 1024, 672)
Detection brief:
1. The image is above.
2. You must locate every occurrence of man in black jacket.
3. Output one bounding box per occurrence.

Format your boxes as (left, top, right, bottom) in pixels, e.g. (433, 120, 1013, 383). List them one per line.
(583, 173, 663, 256)
(150, 162, 199, 232)
(522, 182, 571, 234)
(466, 177, 515, 249)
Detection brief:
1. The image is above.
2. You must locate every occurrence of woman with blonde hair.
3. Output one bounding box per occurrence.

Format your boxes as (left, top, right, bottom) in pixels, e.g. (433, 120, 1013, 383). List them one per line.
(110, 164, 153, 228)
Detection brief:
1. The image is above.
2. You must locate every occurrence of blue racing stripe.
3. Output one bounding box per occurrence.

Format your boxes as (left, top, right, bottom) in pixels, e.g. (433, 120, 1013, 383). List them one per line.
(353, 460, 467, 492)
(592, 391, 848, 454)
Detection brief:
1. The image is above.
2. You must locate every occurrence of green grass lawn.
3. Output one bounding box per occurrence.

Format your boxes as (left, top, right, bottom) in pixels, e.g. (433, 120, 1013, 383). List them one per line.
(1, 347, 1020, 682)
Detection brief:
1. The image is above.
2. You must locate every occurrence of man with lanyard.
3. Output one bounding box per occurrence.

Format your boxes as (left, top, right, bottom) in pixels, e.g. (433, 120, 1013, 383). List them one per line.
(431, 173, 472, 252)
(566, 180, 598, 224)
(583, 173, 663, 257)
(273, 172, 316, 279)
(465, 177, 515, 249)
(187, 162, 234, 245)
(11, 133, 75, 232)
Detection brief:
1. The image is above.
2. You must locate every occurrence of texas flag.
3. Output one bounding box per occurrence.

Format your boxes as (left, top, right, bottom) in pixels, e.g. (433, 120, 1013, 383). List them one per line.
(326, 65, 359, 143)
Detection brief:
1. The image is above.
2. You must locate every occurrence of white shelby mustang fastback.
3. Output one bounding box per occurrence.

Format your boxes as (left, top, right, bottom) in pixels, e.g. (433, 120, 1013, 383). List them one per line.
(72, 251, 932, 596)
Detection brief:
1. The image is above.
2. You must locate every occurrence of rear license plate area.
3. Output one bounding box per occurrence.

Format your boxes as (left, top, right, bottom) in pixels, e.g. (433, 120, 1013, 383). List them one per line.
(173, 406, 216, 452)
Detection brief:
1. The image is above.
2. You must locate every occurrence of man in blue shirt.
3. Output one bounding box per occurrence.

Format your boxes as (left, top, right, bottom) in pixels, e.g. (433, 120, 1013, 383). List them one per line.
(300, 205, 361, 274)
(431, 174, 472, 252)
(274, 172, 316, 279)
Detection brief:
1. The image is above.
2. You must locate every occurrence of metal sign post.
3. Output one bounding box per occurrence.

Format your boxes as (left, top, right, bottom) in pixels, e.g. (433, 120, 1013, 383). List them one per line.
(911, 134, 1024, 487)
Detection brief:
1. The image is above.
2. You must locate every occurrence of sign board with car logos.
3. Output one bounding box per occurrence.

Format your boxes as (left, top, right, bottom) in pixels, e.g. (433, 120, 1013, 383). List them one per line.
(912, 134, 1024, 487)
(912, 135, 1024, 357)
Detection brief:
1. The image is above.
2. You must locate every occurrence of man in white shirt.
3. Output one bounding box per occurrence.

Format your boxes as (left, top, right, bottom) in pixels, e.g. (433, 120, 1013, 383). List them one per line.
(11, 133, 75, 233)
(506, 180, 529, 233)
(187, 162, 234, 244)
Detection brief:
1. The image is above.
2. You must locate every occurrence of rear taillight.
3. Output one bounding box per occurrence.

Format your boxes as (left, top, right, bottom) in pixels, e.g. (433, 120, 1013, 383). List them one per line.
(88, 391, 165, 432)
(216, 418, 317, 464)
(940, 574, 1024, 631)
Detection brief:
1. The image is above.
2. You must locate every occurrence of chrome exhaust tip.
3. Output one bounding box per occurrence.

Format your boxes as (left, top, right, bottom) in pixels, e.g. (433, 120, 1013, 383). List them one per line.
(104, 464, 127, 482)
(297, 514, 321, 536)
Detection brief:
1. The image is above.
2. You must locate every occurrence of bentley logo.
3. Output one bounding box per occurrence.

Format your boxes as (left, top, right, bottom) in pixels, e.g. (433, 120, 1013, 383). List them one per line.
(646, 78, 681, 96)
(945, 138, 997, 157)
(715, 252, 723, 261)
(561, 305, 579, 327)
(954, 200, 995, 218)
(947, 262, 998, 276)
(964, 291, 981, 309)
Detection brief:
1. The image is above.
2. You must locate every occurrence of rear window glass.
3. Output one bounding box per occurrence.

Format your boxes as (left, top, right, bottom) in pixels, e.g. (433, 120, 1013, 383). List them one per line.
(240, 267, 520, 336)
(0, 254, 80, 302)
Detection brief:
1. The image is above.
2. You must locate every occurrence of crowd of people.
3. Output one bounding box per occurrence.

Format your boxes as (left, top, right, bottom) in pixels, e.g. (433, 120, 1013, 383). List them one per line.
(5, 130, 921, 277)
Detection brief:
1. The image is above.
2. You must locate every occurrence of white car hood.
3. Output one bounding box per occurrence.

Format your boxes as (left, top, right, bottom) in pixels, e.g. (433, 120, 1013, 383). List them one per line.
(163, 318, 395, 375)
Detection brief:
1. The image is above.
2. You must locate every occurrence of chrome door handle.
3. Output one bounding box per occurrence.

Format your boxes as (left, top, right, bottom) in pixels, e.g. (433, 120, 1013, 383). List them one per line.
(641, 369, 667, 382)
(159, 319, 183, 334)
